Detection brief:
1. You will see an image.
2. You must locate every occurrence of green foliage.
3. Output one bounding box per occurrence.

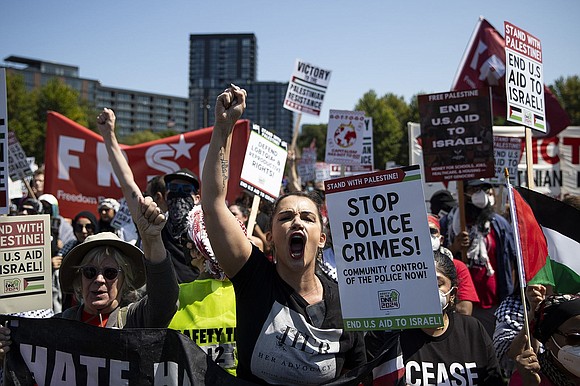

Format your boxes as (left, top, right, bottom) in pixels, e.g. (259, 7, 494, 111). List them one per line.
(6, 74, 95, 163)
(550, 75, 580, 125)
(355, 90, 404, 169)
(295, 124, 327, 160)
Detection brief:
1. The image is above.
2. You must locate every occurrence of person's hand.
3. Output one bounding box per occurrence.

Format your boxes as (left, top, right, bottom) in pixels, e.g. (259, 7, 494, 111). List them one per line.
(514, 337, 541, 385)
(449, 231, 470, 254)
(97, 108, 116, 137)
(214, 84, 246, 127)
(0, 325, 12, 356)
(52, 255, 63, 270)
(526, 284, 546, 312)
(135, 196, 166, 239)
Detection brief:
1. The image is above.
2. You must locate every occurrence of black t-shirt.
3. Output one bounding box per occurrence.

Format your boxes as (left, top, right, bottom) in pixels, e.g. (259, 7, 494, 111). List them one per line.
(366, 312, 505, 386)
(231, 246, 366, 385)
(161, 226, 198, 283)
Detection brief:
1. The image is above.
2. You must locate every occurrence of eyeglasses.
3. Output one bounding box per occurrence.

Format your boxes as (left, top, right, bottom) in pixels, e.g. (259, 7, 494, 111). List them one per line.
(167, 182, 197, 195)
(79, 266, 122, 281)
(555, 330, 580, 346)
(74, 223, 95, 233)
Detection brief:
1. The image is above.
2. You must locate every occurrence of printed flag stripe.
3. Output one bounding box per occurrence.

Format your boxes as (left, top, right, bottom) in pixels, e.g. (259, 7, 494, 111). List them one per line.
(0, 290, 46, 299)
(24, 284, 44, 291)
(373, 356, 405, 385)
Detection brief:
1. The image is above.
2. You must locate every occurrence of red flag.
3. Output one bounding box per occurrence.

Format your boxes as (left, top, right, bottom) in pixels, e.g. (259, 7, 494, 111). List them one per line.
(511, 187, 555, 285)
(44, 112, 250, 219)
(452, 17, 570, 138)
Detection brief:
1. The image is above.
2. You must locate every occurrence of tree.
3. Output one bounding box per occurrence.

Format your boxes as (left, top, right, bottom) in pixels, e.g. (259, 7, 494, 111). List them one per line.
(355, 90, 404, 169)
(550, 75, 580, 125)
(295, 123, 327, 161)
(6, 74, 95, 163)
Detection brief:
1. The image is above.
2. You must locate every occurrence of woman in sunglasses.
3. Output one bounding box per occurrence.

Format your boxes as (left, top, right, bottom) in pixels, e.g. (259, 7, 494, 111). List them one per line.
(509, 293, 580, 385)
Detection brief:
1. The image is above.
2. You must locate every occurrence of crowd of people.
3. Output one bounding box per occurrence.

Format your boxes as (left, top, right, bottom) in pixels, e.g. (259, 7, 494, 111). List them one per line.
(0, 85, 579, 385)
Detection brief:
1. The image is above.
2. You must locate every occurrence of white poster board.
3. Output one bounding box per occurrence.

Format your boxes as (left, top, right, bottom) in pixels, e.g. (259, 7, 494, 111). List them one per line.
(325, 110, 366, 165)
(283, 59, 332, 117)
(0, 214, 52, 313)
(0, 69, 9, 214)
(491, 136, 522, 184)
(324, 166, 442, 331)
(239, 124, 288, 202)
(8, 131, 33, 181)
(504, 21, 545, 132)
(297, 147, 317, 183)
(350, 117, 374, 172)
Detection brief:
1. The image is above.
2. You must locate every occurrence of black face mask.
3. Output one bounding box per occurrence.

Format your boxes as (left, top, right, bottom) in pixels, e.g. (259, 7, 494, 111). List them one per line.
(166, 192, 195, 239)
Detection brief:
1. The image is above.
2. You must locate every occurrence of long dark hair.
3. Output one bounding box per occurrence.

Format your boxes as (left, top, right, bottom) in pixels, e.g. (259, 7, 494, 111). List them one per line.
(433, 249, 458, 313)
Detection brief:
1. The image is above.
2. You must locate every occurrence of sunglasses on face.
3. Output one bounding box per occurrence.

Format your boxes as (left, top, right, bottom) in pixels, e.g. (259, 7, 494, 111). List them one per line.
(429, 227, 439, 235)
(74, 223, 95, 233)
(79, 266, 122, 281)
(555, 330, 580, 346)
(167, 182, 197, 195)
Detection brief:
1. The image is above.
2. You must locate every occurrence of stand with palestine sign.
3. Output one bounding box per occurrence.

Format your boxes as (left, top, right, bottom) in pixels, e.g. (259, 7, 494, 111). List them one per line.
(324, 166, 442, 331)
(504, 21, 545, 132)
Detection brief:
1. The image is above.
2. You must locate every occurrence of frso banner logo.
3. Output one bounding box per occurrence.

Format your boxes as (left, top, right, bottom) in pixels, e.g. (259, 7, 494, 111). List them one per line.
(378, 289, 400, 310)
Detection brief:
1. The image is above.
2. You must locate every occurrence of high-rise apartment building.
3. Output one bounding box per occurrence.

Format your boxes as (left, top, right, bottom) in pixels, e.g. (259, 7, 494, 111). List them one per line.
(188, 33, 293, 141)
(2, 56, 191, 136)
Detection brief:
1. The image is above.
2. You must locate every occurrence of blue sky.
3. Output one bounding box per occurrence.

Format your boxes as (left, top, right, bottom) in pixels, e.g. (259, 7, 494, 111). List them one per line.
(2, 0, 578, 125)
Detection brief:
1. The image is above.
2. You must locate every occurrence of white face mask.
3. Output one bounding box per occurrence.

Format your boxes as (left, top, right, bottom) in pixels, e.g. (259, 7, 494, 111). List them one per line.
(470, 190, 489, 209)
(431, 235, 441, 251)
(551, 336, 580, 377)
(439, 287, 454, 311)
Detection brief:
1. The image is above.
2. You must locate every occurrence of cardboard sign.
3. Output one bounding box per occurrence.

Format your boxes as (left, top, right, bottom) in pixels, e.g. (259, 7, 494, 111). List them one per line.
(0, 69, 9, 214)
(7, 131, 33, 181)
(110, 198, 132, 230)
(325, 110, 366, 165)
(0, 214, 52, 313)
(491, 136, 522, 184)
(504, 21, 545, 132)
(418, 88, 495, 182)
(297, 147, 317, 183)
(350, 117, 374, 172)
(239, 124, 288, 202)
(283, 59, 332, 117)
(324, 166, 442, 331)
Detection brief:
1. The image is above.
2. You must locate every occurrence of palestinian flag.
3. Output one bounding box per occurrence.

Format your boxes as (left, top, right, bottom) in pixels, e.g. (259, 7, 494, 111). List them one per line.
(510, 187, 555, 286)
(516, 187, 580, 294)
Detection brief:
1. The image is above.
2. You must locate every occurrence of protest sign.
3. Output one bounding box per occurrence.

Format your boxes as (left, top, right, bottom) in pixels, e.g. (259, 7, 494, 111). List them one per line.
(418, 88, 494, 182)
(44, 112, 250, 219)
(491, 136, 522, 184)
(350, 117, 374, 172)
(0, 69, 9, 214)
(283, 59, 331, 117)
(325, 110, 366, 166)
(0, 214, 52, 313)
(504, 21, 545, 132)
(8, 131, 33, 181)
(239, 124, 288, 202)
(325, 166, 441, 331)
(297, 147, 317, 183)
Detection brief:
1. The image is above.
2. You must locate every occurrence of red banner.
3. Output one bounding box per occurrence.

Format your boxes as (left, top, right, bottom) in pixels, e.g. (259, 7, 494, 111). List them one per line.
(44, 112, 250, 219)
(451, 18, 570, 138)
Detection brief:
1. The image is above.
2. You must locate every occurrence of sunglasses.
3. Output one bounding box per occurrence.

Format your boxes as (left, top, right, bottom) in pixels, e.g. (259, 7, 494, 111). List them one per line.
(429, 227, 439, 235)
(167, 182, 197, 195)
(74, 223, 95, 233)
(79, 266, 122, 281)
(555, 330, 580, 346)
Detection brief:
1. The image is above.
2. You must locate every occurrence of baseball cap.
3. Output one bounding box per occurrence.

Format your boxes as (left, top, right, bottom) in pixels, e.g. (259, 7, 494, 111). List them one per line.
(164, 168, 200, 191)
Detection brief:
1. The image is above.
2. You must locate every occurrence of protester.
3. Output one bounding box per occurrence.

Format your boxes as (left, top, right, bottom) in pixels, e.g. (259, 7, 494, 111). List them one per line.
(52, 210, 99, 313)
(144, 175, 168, 213)
(16, 197, 42, 216)
(162, 167, 202, 283)
(201, 85, 366, 384)
(38, 193, 75, 256)
(97, 197, 121, 234)
(446, 178, 516, 337)
(493, 284, 548, 378)
(366, 250, 505, 385)
(30, 166, 45, 198)
(168, 205, 239, 375)
(229, 202, 265, 251)
(428, 214, 480, 315)
(509, 293, 580, 385)
(430, 189, 457, 240)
